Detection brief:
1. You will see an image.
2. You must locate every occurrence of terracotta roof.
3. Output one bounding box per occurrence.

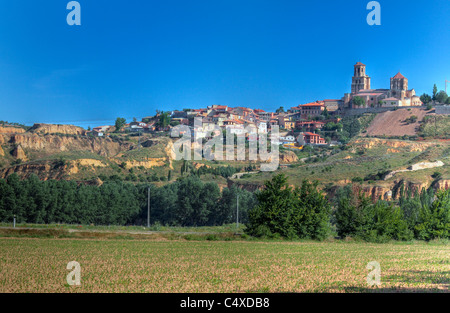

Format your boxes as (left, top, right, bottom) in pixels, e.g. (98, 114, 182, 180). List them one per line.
(355, 62, 366, 66)
(392, 72, 406, 79)
(301, 102, 325, 107)
(304, 132, 321, 136)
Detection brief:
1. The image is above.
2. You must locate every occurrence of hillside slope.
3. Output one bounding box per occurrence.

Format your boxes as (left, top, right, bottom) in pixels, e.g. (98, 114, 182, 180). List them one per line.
(365, 107, 433, 137)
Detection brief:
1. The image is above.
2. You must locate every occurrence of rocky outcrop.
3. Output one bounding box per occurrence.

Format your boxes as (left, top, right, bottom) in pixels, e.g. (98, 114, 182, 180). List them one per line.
(0, 126, 26, 134)
(0, 162, 66, 180)
(384, 160, 444, 180)
(29, 123, 86, 136)
(279, 151, 299, 163)
(227, 179, 264, 192)
(408, 160, 444, 171)
(8, 133, 126, 157)
(432, 179, 450, 191)
(12, 145, 27, 161)
(353, 138, 432, 152)
(125, 158, 166, 169)
(67, 159, 107, 175)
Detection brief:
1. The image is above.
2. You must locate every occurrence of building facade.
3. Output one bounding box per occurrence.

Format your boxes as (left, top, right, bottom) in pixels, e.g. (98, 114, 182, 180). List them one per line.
(342, 62, 422, 109)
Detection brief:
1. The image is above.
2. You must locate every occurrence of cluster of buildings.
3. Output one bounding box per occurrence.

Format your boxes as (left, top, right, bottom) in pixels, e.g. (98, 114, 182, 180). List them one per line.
(342, 62, 423, 108)
(88, 62, 423, 146)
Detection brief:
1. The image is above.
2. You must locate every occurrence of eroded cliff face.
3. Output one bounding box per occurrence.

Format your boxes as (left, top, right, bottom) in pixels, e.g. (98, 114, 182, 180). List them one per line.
(279, 151, 299, 163)
(12, 145, 27, 161)
(0, 162, 65, 180)
(28, 123, 87, 136)
(0, 126, 26, 134)
(353, 138, 432, 152)
(8, 133, 126, 157)
(0, 124, 177, 180)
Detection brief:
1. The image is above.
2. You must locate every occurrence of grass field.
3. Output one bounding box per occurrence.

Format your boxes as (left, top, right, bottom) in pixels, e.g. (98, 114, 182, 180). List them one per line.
(0, 237, 448, 293)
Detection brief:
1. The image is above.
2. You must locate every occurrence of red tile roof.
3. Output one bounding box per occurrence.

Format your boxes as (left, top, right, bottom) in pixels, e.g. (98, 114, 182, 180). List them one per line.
(294, 101, 325, 108)
(392, 72, 406, 79)
(304, 132, 321, 136)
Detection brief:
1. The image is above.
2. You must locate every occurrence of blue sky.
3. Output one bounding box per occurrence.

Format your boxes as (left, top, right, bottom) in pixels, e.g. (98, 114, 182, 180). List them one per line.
(0, 0, 449, 129)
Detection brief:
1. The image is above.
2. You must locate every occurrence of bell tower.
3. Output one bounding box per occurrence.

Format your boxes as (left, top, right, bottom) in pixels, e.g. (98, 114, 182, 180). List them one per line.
(351, 62, 371, 94)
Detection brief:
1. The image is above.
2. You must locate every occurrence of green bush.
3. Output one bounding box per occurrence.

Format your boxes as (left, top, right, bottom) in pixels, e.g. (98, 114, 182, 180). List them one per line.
(246, 174, 331, 240)
(415, 189, 450, 240)
(335, 188, 413, 242)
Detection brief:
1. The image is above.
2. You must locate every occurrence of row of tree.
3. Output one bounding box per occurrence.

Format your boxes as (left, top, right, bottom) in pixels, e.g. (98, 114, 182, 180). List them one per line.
(246, 174, 449, 242)
(420, 84, 450, 105)
(0, 174, 256, 227)
(1, 173, 448, 241)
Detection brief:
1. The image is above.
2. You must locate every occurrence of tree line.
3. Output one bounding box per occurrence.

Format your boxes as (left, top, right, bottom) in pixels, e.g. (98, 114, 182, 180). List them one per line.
(333, 183, 449, 241)
(0, 173, 255, 227)
(0, 173, 448, 241)
(246, 174, 449, 242)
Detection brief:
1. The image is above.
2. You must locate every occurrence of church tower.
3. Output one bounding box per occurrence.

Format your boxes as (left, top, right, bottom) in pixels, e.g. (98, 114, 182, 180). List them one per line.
(390, 72, 408, 99)
(351, 62, 371, 94)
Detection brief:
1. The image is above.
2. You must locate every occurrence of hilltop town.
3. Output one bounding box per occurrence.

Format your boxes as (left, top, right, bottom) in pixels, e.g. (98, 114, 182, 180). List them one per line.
(86, 62, 448, 148)
(1, 61, 450, 201)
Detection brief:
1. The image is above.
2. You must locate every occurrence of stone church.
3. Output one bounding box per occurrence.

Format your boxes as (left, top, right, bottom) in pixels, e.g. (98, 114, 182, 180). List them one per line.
(342, 62, 422, 108)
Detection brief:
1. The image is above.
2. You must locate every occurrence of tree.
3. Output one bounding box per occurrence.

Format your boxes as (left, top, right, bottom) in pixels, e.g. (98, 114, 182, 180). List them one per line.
(321, 107, 330, 119)
(432, 84, 438, 100)
(114, 117, 126, 132)
(157, 112, 171, 129)
(352, 96, 365, 107)
(435, 91, 448, 104)
(246, 174, 331, 240)
(276, 107, 285, 113)
(246, 174, 298, 238)
(335, 185, 413, 242)
(415, 188, 450, 240)
(420, 93, 432, 105)
(175, 175, 219, 226)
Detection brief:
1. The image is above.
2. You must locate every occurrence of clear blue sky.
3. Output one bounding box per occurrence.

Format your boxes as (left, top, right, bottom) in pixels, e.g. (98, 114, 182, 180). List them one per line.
(0, 0, 449, 129)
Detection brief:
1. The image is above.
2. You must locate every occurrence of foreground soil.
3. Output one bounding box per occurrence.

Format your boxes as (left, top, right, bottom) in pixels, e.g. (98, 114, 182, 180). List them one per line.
(0, 237, 448, 293)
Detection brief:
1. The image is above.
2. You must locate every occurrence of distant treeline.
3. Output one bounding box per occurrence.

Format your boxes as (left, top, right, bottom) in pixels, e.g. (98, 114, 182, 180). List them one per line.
(0, 174, 256, 227)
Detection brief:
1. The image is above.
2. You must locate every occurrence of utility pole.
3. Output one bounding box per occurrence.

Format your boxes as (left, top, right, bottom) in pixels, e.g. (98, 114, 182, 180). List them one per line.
(147, 186, 151, 228)
(13, 215, 16, 228)
(236, 194, 239, 230)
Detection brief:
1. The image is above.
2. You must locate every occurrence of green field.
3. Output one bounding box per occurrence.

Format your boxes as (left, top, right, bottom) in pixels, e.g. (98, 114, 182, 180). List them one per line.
(0, 237, 448, 293)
